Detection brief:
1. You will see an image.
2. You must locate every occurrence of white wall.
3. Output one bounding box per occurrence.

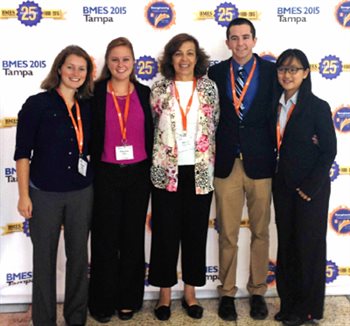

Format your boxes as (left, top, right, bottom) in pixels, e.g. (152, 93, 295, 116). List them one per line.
(1, 0, 350, 303)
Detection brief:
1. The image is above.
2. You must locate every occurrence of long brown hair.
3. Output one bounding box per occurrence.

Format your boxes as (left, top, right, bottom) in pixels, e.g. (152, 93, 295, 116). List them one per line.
(97, 37, 136, 82)
(41, 45, 94, 99)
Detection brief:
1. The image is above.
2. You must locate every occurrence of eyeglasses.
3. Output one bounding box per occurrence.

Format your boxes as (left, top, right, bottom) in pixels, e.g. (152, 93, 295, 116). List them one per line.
(277, 66, 305, 75)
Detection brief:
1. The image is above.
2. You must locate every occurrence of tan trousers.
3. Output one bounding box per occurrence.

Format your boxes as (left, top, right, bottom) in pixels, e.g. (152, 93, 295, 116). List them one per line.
(214, 159, 271, 297)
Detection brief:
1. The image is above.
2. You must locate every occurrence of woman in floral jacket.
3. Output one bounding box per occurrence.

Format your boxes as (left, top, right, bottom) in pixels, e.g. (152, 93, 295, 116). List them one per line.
(148, 33, 219, 321)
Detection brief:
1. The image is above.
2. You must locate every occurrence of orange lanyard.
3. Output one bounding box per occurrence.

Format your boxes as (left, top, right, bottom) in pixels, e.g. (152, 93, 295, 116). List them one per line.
(56, 88, 84, 155)
(108, 81, 131, 144)
(229, 58, 256, 117)
(276, 103, 296, 152)
(174, 78, 197, 132)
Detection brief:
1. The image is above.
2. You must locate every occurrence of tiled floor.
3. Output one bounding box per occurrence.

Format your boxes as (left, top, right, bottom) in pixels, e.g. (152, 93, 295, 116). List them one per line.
(0, 296, 349, 325)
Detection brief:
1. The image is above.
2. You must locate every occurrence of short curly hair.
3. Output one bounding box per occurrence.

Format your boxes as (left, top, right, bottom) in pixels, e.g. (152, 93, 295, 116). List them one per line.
(159, 33, 209, 80)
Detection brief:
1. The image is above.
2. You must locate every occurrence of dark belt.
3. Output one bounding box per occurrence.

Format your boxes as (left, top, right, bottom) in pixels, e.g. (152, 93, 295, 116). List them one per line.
(116, 160, 147, 169)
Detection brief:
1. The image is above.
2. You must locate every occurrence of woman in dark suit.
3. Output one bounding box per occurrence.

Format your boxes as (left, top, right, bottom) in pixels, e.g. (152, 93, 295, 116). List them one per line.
(88, 37, 153, 322)
(272, 49, 337, 326)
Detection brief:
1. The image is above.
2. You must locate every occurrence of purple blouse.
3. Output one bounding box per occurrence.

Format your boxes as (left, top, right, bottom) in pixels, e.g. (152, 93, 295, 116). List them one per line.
(101, 90, 147, 164)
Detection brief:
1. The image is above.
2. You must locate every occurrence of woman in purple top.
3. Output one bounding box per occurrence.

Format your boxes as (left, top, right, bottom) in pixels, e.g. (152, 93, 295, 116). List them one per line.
(88, 37, 153, 323)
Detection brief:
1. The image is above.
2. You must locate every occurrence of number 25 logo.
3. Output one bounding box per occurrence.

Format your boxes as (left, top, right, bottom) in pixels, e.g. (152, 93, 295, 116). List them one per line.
(218, 7, 234, 22)
(138, 61, 154, 75)
(322, 60, 338, 75)
(20, 5, 37, 21)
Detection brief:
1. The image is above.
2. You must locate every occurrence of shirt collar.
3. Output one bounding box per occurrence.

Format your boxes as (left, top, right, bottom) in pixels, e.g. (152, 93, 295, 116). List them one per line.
(279, 90, 299, 108)
(231, 54, 255, 72)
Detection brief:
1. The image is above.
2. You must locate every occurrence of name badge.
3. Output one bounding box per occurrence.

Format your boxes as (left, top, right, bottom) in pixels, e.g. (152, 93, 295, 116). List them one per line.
(78, 157, 88, 177)
(177, 133, 194, 153)
(116, 145, 134, 160)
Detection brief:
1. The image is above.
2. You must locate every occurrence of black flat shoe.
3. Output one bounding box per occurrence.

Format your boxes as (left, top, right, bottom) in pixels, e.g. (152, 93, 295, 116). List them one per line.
(117, 310, 134, 321)
(90, 313, 112, 323)
(181, 298, 203, 319)
(283, 314, 311, 326)
(275, 311, 289, 322)
(154, 304, 171, 321)
(218, 296, 237, 321)
(249, 295, 268, 320)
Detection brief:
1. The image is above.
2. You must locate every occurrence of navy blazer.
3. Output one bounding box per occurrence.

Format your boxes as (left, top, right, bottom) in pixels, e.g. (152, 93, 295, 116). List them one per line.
(91, 79, 154, 166)
(14, 91, 93, 191)
(208, 54, 276, 179)
(273, 89, 337, 198)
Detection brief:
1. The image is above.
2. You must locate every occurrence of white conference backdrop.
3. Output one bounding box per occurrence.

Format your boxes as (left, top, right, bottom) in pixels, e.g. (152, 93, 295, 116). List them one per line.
(1, 0, 350, 304)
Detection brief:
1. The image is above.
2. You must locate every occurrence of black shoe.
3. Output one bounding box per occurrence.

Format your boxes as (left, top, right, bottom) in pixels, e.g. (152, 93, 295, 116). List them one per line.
(249, 295, 268, 320)
(275, 311, 288, 322)
(154, 304, 171, 321)
(218, 296, 237, 321)
(283, 314, 311, 326)
(181, 298, 203, 319)
(90, 313, 112, 323)
(117, 310, 134, 321)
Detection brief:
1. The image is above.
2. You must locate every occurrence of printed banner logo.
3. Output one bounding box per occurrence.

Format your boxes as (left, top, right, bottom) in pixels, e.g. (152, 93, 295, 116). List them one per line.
(135, 56, 158, 81)
(319, 55, 342, 79)
(0, 117, 17, 128)
(214, 2, 239, 27)
(329, 206, 350, 235)
(330, 161, 350, 181)
(1, 220, 30, 237)
(17, 1, 42, 26)
(2, 59, 46, 78)
(330, 161, 340, 181)
(82, 5, 127, 24)
(267, 261, 276, 287)
(194, 2, 258, 26)
(4, 167, 17, 183)
(206, 265, 219, 283)
(0, 1, 64, 26)
(333, 106, 350, 133)
(144, 1, 175, 30)
(326, 260, 339, 284)
(276, 5, 320, 24)
(335, 1, 350, 27)
(6, 271, 33, 286)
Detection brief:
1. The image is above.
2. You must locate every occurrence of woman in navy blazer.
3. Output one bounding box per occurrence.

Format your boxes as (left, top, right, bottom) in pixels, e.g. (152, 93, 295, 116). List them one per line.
(272, 49, 336, 326)
(15, 45, 94, 326)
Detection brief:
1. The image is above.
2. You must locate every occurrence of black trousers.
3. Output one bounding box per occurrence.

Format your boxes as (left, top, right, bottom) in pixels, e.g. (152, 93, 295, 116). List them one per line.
(148, 165, 213, 287)
(273, 177, 330, 320)
(88, 160, 150, 315)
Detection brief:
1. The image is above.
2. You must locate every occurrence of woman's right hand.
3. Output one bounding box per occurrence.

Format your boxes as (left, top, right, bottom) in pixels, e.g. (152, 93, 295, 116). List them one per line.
(18, 195, 33, 219)
(16, 158, 32, 218)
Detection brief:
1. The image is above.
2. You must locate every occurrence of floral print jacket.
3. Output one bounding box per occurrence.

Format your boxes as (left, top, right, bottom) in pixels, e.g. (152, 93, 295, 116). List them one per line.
(150, 77, 220, 195)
